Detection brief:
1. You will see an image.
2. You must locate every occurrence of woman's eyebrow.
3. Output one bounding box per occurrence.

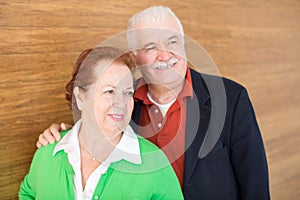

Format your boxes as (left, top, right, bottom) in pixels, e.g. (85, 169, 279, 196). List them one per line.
(103, 84, 116, 88)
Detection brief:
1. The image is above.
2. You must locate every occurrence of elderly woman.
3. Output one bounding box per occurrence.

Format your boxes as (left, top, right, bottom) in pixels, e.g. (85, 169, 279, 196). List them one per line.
(19, 47, 183, 199)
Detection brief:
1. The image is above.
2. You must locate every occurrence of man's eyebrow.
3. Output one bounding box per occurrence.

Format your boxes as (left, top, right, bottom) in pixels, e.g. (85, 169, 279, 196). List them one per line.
(168, 35, 180, 41)
(143, 42, 156, 48)
(142, 35, 180, 48)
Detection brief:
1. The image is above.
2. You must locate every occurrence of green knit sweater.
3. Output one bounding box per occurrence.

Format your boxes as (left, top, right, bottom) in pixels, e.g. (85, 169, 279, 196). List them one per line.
(19, 130, 184, 200)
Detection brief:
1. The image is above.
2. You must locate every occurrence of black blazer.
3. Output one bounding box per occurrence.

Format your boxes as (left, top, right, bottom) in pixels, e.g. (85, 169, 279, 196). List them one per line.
(131, 69, 270, 200)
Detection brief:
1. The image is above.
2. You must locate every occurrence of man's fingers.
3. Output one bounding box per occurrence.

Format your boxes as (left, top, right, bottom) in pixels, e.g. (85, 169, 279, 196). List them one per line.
(61, 123, 72, 130)
(36, 141, 42, 148)
(38, 133, 49, 146)
(61, 123, 67, 130)
(36, 123, 63, 148)
(48, 124, 61, 142)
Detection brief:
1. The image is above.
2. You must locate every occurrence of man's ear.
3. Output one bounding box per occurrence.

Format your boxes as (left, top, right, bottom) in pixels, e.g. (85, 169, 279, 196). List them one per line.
(129, 51, 137, 59)
(129, 51, 140, 69)
(73, 87, 84, 110)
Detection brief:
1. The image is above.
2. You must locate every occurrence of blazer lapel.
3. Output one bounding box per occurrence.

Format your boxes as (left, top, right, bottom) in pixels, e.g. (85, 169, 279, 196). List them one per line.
(184, 69, 211, 183)
(184, 94, 211, 183)
(184, 69, 227, 183)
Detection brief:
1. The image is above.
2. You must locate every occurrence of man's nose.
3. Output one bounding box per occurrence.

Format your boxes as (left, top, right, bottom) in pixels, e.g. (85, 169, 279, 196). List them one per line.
(156, 47, 172, 61)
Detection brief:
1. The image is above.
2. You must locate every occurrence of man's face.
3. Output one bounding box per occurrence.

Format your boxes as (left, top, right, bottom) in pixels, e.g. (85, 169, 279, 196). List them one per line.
(132, 16, 187, 91)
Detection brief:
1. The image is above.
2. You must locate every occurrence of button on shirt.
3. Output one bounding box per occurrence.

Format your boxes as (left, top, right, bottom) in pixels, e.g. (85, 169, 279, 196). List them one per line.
(134, 67, 193, 188)
(53, 119, 141, 200)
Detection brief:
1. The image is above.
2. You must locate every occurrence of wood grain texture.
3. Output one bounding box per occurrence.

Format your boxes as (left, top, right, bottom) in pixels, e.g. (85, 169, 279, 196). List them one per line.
(0, 0, 299, 199)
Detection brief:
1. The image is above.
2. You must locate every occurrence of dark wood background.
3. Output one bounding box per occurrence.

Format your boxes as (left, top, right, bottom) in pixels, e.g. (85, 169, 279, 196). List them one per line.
(0, 0, 299, 199)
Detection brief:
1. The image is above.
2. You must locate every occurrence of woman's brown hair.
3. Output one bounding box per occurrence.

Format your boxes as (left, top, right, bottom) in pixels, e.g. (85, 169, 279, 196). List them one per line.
(65, 46, 135, 121)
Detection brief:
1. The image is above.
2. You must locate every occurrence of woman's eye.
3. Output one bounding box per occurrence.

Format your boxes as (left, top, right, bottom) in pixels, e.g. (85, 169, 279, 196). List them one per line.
(124, 91, 134, 97)
(104, 89, 114, 94)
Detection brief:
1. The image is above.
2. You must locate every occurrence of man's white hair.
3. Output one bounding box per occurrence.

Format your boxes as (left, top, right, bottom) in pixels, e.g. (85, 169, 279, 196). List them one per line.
(127, 6, 185, 52)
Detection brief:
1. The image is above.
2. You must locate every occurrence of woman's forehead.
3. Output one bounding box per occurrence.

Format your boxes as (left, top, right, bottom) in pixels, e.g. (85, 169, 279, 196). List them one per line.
(94, 63, 133, 87)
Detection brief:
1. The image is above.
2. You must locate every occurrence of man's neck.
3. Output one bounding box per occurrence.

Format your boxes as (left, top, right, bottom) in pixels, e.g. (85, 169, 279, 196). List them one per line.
(147, 81, 184, 104)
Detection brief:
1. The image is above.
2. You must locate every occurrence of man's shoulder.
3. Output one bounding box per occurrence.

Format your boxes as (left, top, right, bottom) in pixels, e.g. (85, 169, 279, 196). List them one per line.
(190, 68, 246, 96)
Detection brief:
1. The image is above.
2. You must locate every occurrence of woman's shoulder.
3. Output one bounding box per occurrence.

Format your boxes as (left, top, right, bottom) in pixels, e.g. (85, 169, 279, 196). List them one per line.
(135, 136, 170, 169)
(136, 135, 160, 153)
(36, 129, 70, 157)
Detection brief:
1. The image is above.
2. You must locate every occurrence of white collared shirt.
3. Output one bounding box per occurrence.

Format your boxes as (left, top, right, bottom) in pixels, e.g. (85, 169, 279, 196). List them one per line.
(53, 119, 141, 200)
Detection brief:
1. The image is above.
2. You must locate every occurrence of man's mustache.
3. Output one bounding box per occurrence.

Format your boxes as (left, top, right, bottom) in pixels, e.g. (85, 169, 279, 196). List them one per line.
(151, 58, 179, 69)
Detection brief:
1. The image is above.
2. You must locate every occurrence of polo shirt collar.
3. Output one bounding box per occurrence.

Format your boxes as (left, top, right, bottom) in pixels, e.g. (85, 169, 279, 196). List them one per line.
(134, 67, 193, 104)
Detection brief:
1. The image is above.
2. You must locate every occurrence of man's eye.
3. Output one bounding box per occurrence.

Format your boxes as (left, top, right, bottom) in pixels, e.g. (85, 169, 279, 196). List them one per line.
(169, 40, 178, 45)
(145, 45, 156, 51)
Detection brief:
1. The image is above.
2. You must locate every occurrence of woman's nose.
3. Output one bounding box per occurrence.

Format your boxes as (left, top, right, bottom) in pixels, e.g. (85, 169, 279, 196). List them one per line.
(112, 93, 127, 108)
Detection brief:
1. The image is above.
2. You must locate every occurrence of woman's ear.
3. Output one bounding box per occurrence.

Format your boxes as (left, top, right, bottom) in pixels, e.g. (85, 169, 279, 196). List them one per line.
(73, 87, 84, 110)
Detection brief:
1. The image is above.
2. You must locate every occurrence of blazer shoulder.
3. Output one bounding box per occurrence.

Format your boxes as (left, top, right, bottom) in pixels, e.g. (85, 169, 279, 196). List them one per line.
(221, 76, 245, 92)
(190, 69, 246, 98)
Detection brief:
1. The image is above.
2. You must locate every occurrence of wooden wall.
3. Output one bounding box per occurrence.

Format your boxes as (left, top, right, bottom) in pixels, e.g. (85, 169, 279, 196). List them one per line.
(1, 0, 299, 199)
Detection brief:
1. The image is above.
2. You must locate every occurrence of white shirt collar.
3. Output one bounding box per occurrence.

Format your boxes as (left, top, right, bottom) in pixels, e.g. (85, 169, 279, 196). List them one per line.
(53, 119, 142, 165)
(53, 119, 82, 156)
(106, 125, 142, 164)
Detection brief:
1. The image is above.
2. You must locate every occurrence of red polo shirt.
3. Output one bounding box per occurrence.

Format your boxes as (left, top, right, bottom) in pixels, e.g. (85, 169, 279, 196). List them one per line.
(134, 68, 193, 188)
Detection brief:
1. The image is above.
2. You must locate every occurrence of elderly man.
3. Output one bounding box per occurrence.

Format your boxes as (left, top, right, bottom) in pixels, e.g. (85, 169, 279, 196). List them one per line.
(37, 6, 270, 199)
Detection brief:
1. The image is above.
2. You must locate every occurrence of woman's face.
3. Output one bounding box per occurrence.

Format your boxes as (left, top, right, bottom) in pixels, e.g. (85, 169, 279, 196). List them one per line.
(79, 61, 134, 137)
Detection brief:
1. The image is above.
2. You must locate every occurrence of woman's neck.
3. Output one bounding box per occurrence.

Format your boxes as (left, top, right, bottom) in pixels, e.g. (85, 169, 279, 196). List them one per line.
(79, 122, 122, 161)
(78, 121, 122, 189)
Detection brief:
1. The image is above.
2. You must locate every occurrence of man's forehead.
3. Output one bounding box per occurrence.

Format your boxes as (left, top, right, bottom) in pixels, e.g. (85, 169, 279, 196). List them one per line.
(133, 15, 180, 31)
(134, 28, 181, 44)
